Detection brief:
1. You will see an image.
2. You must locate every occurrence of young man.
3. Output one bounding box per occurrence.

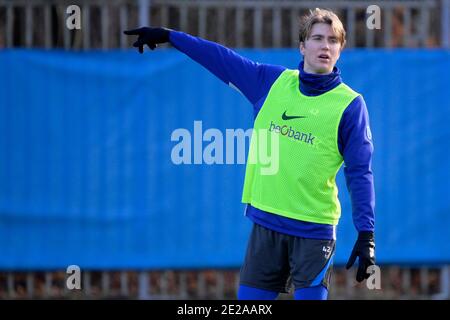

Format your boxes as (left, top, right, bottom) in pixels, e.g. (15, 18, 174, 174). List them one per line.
(124, 8, 375, 300)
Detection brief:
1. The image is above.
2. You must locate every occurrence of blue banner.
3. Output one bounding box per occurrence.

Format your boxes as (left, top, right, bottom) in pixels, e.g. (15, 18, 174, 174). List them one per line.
(0, 49, 449, 269)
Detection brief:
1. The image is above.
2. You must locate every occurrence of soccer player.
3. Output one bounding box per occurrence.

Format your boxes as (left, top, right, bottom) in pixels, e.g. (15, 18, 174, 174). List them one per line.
(124, 8, 375, 300)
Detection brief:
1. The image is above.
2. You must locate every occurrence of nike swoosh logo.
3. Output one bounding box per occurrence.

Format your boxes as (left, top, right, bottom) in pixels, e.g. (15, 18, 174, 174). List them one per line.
(282, 111, 306, 121)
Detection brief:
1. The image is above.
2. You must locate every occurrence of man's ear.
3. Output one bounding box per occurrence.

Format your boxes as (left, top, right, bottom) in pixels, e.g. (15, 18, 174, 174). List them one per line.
(299, 41, 305, 55)
(336, 45, 342, 60)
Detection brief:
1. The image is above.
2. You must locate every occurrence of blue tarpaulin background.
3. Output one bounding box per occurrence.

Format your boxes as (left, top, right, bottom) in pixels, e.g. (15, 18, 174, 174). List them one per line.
(0, 49, 449, 269)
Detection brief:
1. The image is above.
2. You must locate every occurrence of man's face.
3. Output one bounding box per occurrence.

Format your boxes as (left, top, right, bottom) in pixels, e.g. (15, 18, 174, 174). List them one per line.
(300, 23, 341, 75)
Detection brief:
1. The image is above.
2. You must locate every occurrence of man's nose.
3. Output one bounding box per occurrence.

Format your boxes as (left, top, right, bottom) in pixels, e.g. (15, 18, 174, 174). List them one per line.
(321, 40, 330, 50)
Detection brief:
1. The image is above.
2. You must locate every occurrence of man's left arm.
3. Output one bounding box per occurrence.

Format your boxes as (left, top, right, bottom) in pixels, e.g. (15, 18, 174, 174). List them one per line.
(338, 95, 376, 282)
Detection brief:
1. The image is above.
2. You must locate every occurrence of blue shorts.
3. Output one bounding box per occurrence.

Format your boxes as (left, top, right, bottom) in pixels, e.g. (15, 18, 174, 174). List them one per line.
(239, 223, 335, 293)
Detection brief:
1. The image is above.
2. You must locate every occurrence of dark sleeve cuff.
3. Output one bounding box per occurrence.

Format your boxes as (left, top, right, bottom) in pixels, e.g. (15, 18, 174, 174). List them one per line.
(358, 231, 374, 241)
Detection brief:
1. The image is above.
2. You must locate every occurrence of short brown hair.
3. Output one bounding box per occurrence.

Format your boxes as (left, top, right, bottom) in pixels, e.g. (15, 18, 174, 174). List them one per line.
(299, 8, 346, 49)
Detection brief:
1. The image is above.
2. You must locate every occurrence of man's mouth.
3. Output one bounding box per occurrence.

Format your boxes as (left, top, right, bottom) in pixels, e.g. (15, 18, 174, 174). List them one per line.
(318, 54, 330, 61)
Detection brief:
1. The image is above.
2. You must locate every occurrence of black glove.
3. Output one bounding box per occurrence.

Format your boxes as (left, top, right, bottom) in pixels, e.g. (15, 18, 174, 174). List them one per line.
(123, 27, 171, 53)
(346, 231, 376, 282)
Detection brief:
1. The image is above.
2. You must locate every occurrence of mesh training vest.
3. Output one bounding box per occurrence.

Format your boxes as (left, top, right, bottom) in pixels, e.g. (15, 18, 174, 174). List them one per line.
(242, 69, 359, 225)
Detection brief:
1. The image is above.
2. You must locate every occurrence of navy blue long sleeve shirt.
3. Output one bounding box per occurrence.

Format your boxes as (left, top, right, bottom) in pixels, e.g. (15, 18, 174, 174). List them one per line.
(169, 30, 375, 240)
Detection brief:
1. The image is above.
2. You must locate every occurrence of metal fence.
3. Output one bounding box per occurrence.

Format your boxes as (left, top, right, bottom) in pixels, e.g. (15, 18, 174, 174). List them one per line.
(1, 266, 449, 299)
(0, 0, 449, 49)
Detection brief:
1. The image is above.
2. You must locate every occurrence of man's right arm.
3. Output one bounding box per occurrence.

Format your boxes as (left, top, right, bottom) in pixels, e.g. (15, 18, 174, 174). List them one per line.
(168, 30, 284, 106)
(124, 27, 284, 106)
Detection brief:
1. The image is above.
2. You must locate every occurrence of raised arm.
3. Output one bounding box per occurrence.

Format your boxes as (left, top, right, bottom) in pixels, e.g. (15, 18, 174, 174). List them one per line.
(124, 27, 284, 106)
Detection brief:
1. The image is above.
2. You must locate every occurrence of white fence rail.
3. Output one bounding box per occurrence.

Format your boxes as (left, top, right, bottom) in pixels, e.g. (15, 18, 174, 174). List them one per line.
(0, 0, 448, 49)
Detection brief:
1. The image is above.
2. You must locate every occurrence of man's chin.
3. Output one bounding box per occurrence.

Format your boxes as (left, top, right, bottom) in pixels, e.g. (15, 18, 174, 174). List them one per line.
(304, 62, 333, 75)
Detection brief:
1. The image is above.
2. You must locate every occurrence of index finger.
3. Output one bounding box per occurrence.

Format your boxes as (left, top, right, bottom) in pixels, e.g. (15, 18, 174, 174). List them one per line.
(123, 28, 142, 35)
